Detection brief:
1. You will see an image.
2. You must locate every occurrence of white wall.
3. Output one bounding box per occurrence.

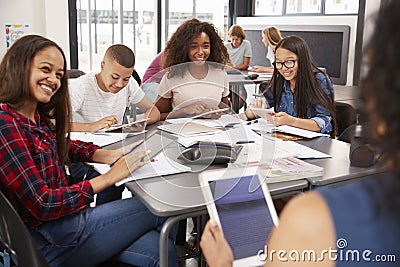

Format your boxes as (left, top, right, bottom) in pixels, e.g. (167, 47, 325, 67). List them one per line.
(44, 0, 70, 65)
(0, 0, 70, 67)
(363, 0, 381, 47)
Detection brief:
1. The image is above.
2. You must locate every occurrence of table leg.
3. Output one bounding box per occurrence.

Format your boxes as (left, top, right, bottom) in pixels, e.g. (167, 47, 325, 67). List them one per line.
(159, 210, 207, 267)
(229, 84, 240, 113)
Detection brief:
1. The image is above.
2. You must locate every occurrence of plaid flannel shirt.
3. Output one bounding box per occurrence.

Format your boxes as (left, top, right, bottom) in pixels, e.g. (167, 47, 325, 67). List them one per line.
(0, 103, 100, 230)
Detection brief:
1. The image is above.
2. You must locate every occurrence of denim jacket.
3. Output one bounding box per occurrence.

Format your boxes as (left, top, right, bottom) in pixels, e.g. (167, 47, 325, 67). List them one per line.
(265, 72, 334, 134)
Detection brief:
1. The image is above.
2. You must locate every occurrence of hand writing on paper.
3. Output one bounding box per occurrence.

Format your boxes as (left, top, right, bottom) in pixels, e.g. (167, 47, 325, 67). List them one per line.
(180, 101, 210, 116)
(108, 149, 150, 179)
(198, 107, 226, 119)
(89, 143, 149, 193)
(93, 140, 145, 166)
(94, 115, 118, 131)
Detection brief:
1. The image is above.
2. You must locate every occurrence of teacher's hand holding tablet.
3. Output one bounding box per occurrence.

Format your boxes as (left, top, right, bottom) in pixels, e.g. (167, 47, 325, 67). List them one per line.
(200, 220, 234, 266)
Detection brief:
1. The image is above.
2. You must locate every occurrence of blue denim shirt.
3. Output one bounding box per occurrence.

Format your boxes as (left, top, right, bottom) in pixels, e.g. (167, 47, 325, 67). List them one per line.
(265, 73, 334, 134)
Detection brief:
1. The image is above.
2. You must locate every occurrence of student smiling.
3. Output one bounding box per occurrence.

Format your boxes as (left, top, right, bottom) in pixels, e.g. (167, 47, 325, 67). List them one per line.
(246, 35, 336, 137)
(155, 18, 230, 120)
(69, 44, 160, 132)
(0, 35, 177, 267)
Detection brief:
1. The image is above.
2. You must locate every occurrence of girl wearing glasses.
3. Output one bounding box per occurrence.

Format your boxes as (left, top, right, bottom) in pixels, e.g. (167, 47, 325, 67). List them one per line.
(246, 35, 336, 137)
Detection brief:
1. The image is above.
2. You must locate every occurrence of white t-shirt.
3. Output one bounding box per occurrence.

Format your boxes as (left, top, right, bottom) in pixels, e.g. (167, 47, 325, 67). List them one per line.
(224, 39, 252, 66)
(266, 46, 275, 66)
(157, 66, 229, 110)
(69, 72, 145, 123)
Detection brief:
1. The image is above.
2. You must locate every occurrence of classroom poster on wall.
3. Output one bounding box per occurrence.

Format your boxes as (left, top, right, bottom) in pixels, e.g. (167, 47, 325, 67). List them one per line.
(5, 24, 30, 49)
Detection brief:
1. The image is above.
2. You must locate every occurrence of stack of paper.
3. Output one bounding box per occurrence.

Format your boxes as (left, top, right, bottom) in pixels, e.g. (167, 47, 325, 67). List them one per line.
(177, 131, 234, 147)
(87, 152, 191, 186)
(70, 132, 144, 147)
(249, 119, 330, 139)
(260, 157, 324, 183)
(273, 125, 330, 138)
(104, 118, 148, 132)
(233, 156, 324, 183)
(191, 108, 229, 119)
(158, 122, 222, 137)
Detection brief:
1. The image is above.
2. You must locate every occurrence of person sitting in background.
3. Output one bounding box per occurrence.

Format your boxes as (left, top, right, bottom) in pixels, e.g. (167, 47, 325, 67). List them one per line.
(69, 44, 160, 132)
(225, 24, 252, 70)
(252, 26, 283, 73)
(0, 34, 177, 267)
(201, 2, 400, 266)
(141, 51, 165, 103)
(245, 35, 336, 137)
(155, 18, 230, 121)
(225, 24, 251, 110)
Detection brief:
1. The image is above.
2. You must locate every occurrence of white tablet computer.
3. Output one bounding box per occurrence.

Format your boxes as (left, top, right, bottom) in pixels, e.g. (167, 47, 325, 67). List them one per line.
(250, 107, 274, 124)
(104, 118, 148, 132)
(199, 166, 279, 266)
(191, 107, 229, 119)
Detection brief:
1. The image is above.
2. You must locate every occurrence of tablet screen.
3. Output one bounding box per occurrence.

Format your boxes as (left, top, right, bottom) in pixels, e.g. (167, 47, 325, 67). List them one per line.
(209, 174, 275, 261)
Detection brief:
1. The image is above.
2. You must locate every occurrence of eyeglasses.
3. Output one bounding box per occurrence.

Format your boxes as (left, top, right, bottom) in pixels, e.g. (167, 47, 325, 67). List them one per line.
(273, 60, 297, 70)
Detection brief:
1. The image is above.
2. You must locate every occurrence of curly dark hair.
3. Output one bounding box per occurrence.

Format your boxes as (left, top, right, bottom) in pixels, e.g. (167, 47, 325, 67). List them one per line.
(0, 35, 71, 167)
(363, 2, 400, 172)
(162, 18, 230, 77)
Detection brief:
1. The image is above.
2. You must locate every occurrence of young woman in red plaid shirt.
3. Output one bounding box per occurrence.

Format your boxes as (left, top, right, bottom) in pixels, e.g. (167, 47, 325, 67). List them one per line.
(0, 35, 177, 267)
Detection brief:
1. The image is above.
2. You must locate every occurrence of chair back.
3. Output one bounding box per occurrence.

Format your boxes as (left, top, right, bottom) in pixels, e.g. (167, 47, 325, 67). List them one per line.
(67, 69, 86, 79)
(132, 69, 142, 86)
(0, 191, 49, 267)
(335, 101, 357, 139)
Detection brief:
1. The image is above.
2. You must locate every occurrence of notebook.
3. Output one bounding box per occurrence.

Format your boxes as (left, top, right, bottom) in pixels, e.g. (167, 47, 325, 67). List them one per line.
(104, 118, 148, 132)
(158, 122, 221, 137)
(191, 108, 229, 119)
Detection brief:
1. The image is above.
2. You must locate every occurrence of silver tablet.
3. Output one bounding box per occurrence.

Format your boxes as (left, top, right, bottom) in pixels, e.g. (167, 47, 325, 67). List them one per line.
(199, 166, 279, 266)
